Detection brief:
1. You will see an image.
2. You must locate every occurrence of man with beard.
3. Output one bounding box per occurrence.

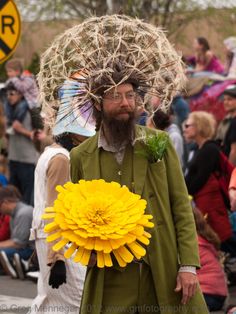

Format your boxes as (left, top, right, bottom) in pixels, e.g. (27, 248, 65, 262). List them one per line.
(38, 14, 208, 314)
(70, 82, 208, 314)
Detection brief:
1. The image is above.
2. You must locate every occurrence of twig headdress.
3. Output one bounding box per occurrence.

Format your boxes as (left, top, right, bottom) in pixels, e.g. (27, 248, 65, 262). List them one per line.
(38, 14, 186, 127)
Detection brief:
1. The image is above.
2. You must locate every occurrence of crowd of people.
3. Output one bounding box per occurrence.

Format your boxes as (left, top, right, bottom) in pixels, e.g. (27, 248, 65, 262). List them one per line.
(0, 26, 235, 314)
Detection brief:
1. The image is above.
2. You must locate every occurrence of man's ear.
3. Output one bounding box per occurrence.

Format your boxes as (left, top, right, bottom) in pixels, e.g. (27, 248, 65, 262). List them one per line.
(94, 101, 102, 111)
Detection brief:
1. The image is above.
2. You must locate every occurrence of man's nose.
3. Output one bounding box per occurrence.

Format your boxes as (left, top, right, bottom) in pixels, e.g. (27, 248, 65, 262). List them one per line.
(120, 95, 130, 107)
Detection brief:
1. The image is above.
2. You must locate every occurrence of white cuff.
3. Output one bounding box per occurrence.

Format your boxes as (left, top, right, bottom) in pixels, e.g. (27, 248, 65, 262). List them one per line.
(178, 266, 196, 275)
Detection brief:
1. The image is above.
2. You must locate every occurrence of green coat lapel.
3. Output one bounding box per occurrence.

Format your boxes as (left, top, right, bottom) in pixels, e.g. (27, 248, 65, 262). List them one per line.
(133, 139, 148, 196)
(80, 133, 101, 180)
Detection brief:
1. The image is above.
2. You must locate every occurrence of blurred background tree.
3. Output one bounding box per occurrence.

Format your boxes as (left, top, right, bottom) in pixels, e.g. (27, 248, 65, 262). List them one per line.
(16, 0, 236, 35)
(27, 52, 40, 75)
(9, 0, 236, 73)
(16, 0, 204, 35)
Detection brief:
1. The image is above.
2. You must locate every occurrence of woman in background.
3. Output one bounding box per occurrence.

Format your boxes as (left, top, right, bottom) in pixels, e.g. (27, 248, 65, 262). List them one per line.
(188, 37, 224, 74)
(184, 111, 233, 250)
(193, 205, 228, 311)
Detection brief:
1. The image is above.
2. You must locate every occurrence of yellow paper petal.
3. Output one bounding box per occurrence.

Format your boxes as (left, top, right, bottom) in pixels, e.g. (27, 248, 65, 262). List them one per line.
(52, 238, 69, 251)
(136, 235, 150, 246)
(112, 250, 127, 267)
(123, 233, 136, 243)
(44, 221, 59, 233)
(44, 207, 55, 213)
(94, 238, 105, 251)
(130, 226, 144, 237)
(109, 238, 126, 250)
(127, 241, 146, 258)
(84, 238, 95, 250)
(61, 230, 87, 246)
(42, 213, 56, 219)
(64, 243, 77, 258)
(104, 253, 113, 267)
(97, 251, 105, 268)
(116, 246, 133, 263)
(143, 231, 152, 239)
(101, 240, 112, 253)
(46, 231, 62, 242)
(73, 246, 84, 263)
(143, 222, 154, 228)
(80, 249, 91, 266)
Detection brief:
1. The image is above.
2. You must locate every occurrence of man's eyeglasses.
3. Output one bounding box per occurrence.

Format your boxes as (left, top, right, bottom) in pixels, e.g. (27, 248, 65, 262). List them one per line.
(103, 92, 136, 104)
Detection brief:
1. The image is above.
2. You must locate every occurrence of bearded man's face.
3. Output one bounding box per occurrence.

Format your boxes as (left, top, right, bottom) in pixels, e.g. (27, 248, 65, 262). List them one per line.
(101, 83, 137, 144)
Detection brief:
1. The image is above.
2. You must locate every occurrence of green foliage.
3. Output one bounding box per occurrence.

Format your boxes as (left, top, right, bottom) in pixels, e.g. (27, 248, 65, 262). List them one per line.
(27, 52, 40, 75)
(136, 132, 169, 163)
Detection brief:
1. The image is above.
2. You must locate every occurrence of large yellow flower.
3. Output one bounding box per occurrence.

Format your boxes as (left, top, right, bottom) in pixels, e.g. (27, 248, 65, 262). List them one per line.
(42, 179, 154, 268)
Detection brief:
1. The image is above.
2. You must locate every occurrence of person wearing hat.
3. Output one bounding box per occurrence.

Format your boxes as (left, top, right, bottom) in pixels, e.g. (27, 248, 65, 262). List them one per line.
(39, 15, 208, 314)
(216, 85, 236, 165)
(27, 99, 95, 312)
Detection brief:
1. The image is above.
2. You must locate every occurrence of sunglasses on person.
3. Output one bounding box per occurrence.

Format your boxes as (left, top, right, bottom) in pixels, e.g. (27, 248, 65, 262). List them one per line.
(184, 123, 194, 129)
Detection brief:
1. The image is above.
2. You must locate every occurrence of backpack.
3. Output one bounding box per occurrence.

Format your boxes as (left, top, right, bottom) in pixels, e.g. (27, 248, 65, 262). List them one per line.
(215, 151, 235, 208)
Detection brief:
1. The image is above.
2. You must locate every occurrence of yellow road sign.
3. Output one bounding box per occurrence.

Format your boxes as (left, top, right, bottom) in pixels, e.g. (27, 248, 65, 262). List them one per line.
(0, 0, 21, 63)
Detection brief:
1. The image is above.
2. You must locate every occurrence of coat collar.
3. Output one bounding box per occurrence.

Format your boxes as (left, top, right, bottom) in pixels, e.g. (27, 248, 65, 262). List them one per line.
(80, 126, 148, 195)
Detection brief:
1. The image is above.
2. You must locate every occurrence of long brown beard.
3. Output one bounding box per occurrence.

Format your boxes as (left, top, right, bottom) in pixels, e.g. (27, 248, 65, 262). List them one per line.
(102, 110, 136, 147)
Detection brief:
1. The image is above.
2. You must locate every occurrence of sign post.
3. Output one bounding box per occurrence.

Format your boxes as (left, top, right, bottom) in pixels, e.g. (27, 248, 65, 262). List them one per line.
(0, 0, 21, 63)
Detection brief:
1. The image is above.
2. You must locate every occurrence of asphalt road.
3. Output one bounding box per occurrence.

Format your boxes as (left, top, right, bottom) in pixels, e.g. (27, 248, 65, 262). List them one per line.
(0, 275, 36, 314)
(0, 274, 235, 314)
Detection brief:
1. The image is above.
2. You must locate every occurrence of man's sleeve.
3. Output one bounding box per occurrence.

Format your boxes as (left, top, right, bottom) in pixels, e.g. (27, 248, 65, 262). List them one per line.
(46, 153, 70, 264)
(46, 154, 70, 207)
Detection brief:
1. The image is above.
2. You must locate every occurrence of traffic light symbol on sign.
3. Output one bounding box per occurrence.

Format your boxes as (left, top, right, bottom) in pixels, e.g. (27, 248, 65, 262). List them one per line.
(0, 0, 21, 63)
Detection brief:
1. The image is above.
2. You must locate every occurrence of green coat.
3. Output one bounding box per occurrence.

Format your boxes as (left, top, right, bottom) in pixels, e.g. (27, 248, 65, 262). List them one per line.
(70, 125, 208, 314)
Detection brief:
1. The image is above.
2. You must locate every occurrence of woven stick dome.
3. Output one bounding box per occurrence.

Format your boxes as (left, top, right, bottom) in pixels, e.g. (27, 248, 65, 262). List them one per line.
(38, 14, 186, 127)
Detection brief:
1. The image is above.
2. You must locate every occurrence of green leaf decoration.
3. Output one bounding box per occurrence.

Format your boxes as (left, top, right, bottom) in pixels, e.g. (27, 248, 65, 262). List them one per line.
(136, 132, 169, 163)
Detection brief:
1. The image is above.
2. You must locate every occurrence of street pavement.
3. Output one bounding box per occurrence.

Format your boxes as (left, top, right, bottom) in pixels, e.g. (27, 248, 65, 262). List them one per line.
(0, 274, 236, 314)
(0, 275, 36, 314)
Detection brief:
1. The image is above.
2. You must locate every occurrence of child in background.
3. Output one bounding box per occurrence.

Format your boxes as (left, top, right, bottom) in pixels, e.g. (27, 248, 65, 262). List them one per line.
(5, 60, 43, 139)
(5, 58, 39, 110)
(192, 204, 228, 311)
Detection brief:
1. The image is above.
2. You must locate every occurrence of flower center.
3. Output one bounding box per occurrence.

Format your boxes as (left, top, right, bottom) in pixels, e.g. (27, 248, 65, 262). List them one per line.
(89, 209, 110, 226)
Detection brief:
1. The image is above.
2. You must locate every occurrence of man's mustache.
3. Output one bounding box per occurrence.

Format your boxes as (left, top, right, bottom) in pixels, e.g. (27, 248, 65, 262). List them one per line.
(117, 110, 133, 114)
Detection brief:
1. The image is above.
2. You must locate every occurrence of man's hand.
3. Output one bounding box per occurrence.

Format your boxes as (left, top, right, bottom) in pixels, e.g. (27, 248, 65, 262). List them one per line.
(229, 188, 236, 211)
(49, 260, 66, 289)
(174, 272, 198, 305)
